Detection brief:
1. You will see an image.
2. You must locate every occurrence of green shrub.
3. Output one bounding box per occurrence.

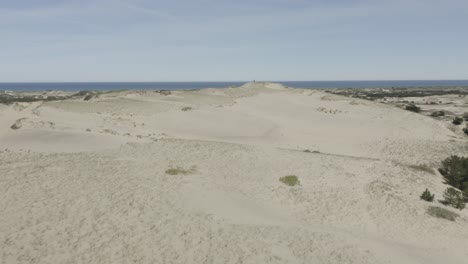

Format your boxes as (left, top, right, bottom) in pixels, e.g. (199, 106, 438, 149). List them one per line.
(405, 104, 421, 113)
(452, 117, 463, 125)
(420, 189, 435, 202)
(427, 206, 459, 221)
(279, 175, 300, 186)
(438, 155, 468, 190)
(181, 107, 193, 111)
(438, 156, 468, 206)
(441, 187, 465, 210)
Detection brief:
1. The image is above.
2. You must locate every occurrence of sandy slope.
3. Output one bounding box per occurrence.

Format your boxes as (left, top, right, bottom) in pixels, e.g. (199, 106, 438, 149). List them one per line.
(1, 83, 467, 264)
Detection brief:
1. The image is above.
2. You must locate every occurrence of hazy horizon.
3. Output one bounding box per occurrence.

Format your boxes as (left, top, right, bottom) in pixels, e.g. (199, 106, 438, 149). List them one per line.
(2, 79, 468, 84)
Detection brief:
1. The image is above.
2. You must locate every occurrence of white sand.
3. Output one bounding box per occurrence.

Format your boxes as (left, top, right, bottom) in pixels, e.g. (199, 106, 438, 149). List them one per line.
(1, 82, 467, 263)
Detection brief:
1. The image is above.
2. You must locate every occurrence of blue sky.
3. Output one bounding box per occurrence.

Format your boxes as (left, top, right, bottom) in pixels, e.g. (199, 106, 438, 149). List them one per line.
(1, 0, 467, 82)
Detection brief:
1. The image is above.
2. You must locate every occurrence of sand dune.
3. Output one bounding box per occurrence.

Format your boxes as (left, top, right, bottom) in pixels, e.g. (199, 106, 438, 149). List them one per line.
(1, 83, 467, 263)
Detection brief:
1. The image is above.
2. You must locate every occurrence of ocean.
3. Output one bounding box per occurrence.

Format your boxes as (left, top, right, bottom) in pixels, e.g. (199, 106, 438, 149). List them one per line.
(1, 80, 468, 92)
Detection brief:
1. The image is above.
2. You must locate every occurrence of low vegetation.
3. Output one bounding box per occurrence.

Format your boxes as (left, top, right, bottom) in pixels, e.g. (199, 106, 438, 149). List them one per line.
(0, 94, 65, 105)
(279, 175, 300, 186)
(165, 166, 197, 175)
(430, 111, 445, 117)
(463, 127, 468, 135)
(420, 189, 435, 202)
(405, 104, 421, 113)
(326, 87, 468, 100)
(441, 187, 466, 210)
(0, 90, 101, 105)
(436, 156, 468, 209)
(452, 117, 463, 125)
(408, 164, 434, 175)
(155, 90, 172, 96)
(438, 156, 468, 192)
(181, 107, 193, 111)
(303, 149, 320, 153)
(427, 206, 459, 221)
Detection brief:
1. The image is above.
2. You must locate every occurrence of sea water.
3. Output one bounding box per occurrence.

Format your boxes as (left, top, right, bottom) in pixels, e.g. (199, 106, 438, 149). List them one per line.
(1, 80, 468, 92)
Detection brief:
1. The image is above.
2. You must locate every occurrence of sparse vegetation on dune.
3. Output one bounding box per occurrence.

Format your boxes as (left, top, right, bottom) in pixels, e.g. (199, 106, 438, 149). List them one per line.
(417, 156, 468, 211)
(0, 90, 102, 105)
(452, 117, 463, 125)
(303, 149, 320, 153)
(405, 104, 421, 113)
(420, 189, 435, 202)
(427, 206, 459, 221)
(436, 156, 468, 209)
(325, 87, 468, 100)
(0, 94, 64, 104)
(430, 111, 445, 117)
(441, 187, 466, 210)
(438, 156, 468, 192)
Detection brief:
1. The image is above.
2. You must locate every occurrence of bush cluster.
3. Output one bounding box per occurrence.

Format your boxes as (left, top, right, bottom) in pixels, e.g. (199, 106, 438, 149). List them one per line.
(405, 104, 421, 113)
(452, 117, 463, 125)
(438, 156, 468, 209)
(422, 156, 468, 215)
(420, 189, 435, 202)
(441, 187, 466, 210)
(438, 156, 468, 192)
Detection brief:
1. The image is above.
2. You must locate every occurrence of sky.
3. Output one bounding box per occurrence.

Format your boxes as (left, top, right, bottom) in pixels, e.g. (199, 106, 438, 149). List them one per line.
(0, 0, 467, 82)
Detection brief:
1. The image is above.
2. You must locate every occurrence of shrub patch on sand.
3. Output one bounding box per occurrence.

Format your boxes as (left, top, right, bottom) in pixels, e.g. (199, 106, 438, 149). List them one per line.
(438, 156, 468, 194)
(279, 175, 300, 186)
(441, 187, 466, 210)
(165, 166, 197, 175)
(405, 104, 421, 113)
(427, 206, 459, 221)
(452, 117, 463, 125)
